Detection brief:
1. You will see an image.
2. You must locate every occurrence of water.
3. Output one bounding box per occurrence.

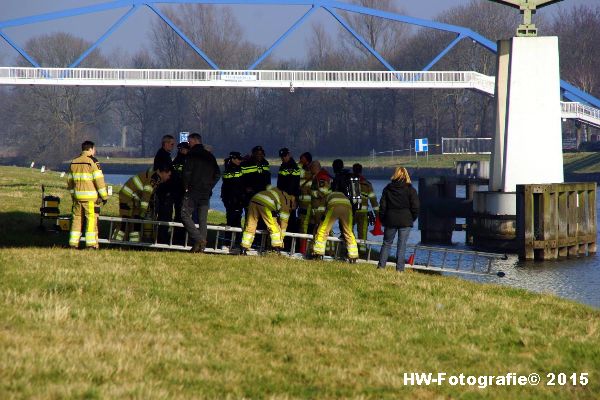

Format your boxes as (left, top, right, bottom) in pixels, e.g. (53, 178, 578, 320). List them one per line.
(105, 173, 600, 309)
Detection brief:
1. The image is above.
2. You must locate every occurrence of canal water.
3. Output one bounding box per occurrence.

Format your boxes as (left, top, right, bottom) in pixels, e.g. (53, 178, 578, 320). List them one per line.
(105, 174, 600, 309)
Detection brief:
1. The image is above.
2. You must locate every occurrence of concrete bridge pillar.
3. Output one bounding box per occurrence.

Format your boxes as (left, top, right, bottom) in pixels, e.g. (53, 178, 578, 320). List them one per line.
(490, 36, 564, 192)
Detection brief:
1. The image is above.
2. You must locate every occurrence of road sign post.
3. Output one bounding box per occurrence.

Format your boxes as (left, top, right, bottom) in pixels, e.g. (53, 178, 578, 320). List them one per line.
(414, 138, 429, 162)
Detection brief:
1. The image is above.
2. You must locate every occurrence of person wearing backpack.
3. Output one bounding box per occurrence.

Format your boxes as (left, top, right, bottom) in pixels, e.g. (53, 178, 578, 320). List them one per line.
(377, 166, 419, 271)
(352, 163, 380, 253)
(331, 159, 362, 212)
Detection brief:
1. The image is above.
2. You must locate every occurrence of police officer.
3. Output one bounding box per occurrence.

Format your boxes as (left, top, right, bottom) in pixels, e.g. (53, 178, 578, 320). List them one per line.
(241, 145, 271, 202)
(221, 151, 245, 247)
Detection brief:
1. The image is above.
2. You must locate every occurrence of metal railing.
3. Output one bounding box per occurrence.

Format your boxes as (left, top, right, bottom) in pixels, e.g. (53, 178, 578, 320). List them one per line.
(561, 101, 600, 128)
(3, 67, 598, 125)
(0, 67, 496, 93)
(96, 216, 507, 277)
(442, 137, 492, 154)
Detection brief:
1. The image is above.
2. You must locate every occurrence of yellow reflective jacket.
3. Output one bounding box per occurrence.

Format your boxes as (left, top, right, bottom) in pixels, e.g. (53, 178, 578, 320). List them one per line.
(119, 168, 160, 214)
(68, 150, 108, 202)
(325, 191, 352, 209)
(250, 187, 296, 233)
(299, 168, 313, 208)
(310, 169, 332, 224)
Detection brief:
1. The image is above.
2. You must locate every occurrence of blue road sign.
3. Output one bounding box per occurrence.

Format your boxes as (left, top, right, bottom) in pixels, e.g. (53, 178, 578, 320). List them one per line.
(179, 132, 189, 143)
(415, 138, 429, 152)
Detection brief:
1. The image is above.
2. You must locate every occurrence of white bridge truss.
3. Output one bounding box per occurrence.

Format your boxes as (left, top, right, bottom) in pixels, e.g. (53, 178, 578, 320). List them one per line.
(0, 67, 598, 127)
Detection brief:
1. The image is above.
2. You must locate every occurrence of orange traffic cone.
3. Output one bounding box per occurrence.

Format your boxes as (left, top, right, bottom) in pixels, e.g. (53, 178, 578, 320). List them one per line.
(407, 254, 415, 265)
(370, 215, 384, 236)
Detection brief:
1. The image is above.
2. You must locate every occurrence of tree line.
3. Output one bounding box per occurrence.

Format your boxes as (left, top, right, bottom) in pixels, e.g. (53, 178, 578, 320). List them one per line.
(0, 0, 598, 167)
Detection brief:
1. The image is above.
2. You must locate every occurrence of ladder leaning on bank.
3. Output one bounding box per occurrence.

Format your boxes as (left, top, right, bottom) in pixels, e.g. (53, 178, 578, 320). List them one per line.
(95, 216, 508, 277)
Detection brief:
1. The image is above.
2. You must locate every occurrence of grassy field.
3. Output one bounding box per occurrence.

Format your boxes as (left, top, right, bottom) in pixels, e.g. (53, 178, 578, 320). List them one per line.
(1, 166, 599, 399)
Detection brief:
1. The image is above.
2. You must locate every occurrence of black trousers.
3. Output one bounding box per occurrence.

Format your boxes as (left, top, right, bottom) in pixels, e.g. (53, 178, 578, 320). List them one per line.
(155, 186, 174, 243)
(225, 206, 243, 246)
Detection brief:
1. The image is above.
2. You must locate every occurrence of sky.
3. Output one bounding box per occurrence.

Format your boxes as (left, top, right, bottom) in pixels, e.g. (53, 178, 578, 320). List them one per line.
(0, 0, 596, 66)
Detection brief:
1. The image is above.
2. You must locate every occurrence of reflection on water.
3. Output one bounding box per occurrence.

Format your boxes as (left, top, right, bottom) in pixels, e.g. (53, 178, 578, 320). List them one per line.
(105, 174, 599, 309)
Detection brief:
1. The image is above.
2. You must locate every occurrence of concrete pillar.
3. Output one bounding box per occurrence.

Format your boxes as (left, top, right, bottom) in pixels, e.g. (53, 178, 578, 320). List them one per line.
(490, 40, 511, 191)
(490, 36, 564, 192)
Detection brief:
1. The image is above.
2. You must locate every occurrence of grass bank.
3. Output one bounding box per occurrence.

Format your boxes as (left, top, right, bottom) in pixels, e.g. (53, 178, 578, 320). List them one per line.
(1, 166, 599, 399)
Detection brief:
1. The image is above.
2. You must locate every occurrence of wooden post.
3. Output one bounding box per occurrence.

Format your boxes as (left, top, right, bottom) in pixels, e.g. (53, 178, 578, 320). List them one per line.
(589, 187, 597, 254)
(578, 189, 588, 256)
(567, 190, 579, 257)
(516, 183, 596, 260)
(557, 190, 568, 258)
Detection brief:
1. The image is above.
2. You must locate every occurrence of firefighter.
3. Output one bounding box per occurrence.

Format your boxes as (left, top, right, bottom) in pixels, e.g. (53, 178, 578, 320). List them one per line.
(113, 165, 172, 242)
(68, 140, 108, 249)
(277, 147, 301, 233)
(241, 145, 271, 202)
(221, 151, 245, 247)
(241, 188, 296, 253)
(297, 152, 313, 253)
(352, 163, 380, 252)
(312, 189, 359, 263)
(309, 160, 332, 231)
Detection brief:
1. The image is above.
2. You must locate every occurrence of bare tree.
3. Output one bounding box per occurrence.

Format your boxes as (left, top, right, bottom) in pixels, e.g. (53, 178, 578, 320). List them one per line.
(12, 33, 115, 165)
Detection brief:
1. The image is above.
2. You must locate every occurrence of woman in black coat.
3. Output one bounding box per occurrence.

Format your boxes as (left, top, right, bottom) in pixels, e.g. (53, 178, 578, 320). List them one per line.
(377, 167, 419, 271)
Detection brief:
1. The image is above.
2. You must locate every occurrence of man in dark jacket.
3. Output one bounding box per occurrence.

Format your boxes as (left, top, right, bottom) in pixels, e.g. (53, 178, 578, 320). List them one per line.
(172, 142, 189, 244)
(181, 133, 221, 252)
(153, 134, 176, 243)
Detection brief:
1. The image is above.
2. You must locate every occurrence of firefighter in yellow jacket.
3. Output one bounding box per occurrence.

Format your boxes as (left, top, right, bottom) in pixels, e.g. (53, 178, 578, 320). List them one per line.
(67, 141, 108, 249)
(297, 152, 313, 236)
(352, 163, 380, 252)
(312, 190, 359, 262)
(113, 165, 172, 242)
(241, 188, 296, 252)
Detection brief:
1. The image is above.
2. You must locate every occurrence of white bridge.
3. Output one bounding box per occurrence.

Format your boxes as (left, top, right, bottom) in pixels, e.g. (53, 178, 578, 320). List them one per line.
(1, 67, 598, 127)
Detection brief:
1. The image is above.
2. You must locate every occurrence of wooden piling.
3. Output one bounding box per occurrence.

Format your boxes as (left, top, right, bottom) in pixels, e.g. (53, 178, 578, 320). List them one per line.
(516, 183, 597, 260)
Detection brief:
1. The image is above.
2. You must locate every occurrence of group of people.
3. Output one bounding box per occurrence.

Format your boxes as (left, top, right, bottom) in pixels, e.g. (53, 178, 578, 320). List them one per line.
(67, 136, 420, 270)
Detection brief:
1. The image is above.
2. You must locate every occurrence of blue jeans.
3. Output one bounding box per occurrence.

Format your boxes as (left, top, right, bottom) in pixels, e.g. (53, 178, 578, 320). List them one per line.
(181, 196, 210, 246)
(378, 227, 411, 271)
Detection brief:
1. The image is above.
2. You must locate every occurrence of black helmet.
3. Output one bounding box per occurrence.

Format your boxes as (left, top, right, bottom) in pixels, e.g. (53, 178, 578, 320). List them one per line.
(278, 147, 290, 158)
(252, 145, 264, 154)
(229, 151, 242, 159)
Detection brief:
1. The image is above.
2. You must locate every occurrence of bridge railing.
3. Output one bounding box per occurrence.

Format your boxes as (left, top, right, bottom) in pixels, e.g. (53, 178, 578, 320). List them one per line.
(0, 67, 494, 90)
(561, 102, 600, 127)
